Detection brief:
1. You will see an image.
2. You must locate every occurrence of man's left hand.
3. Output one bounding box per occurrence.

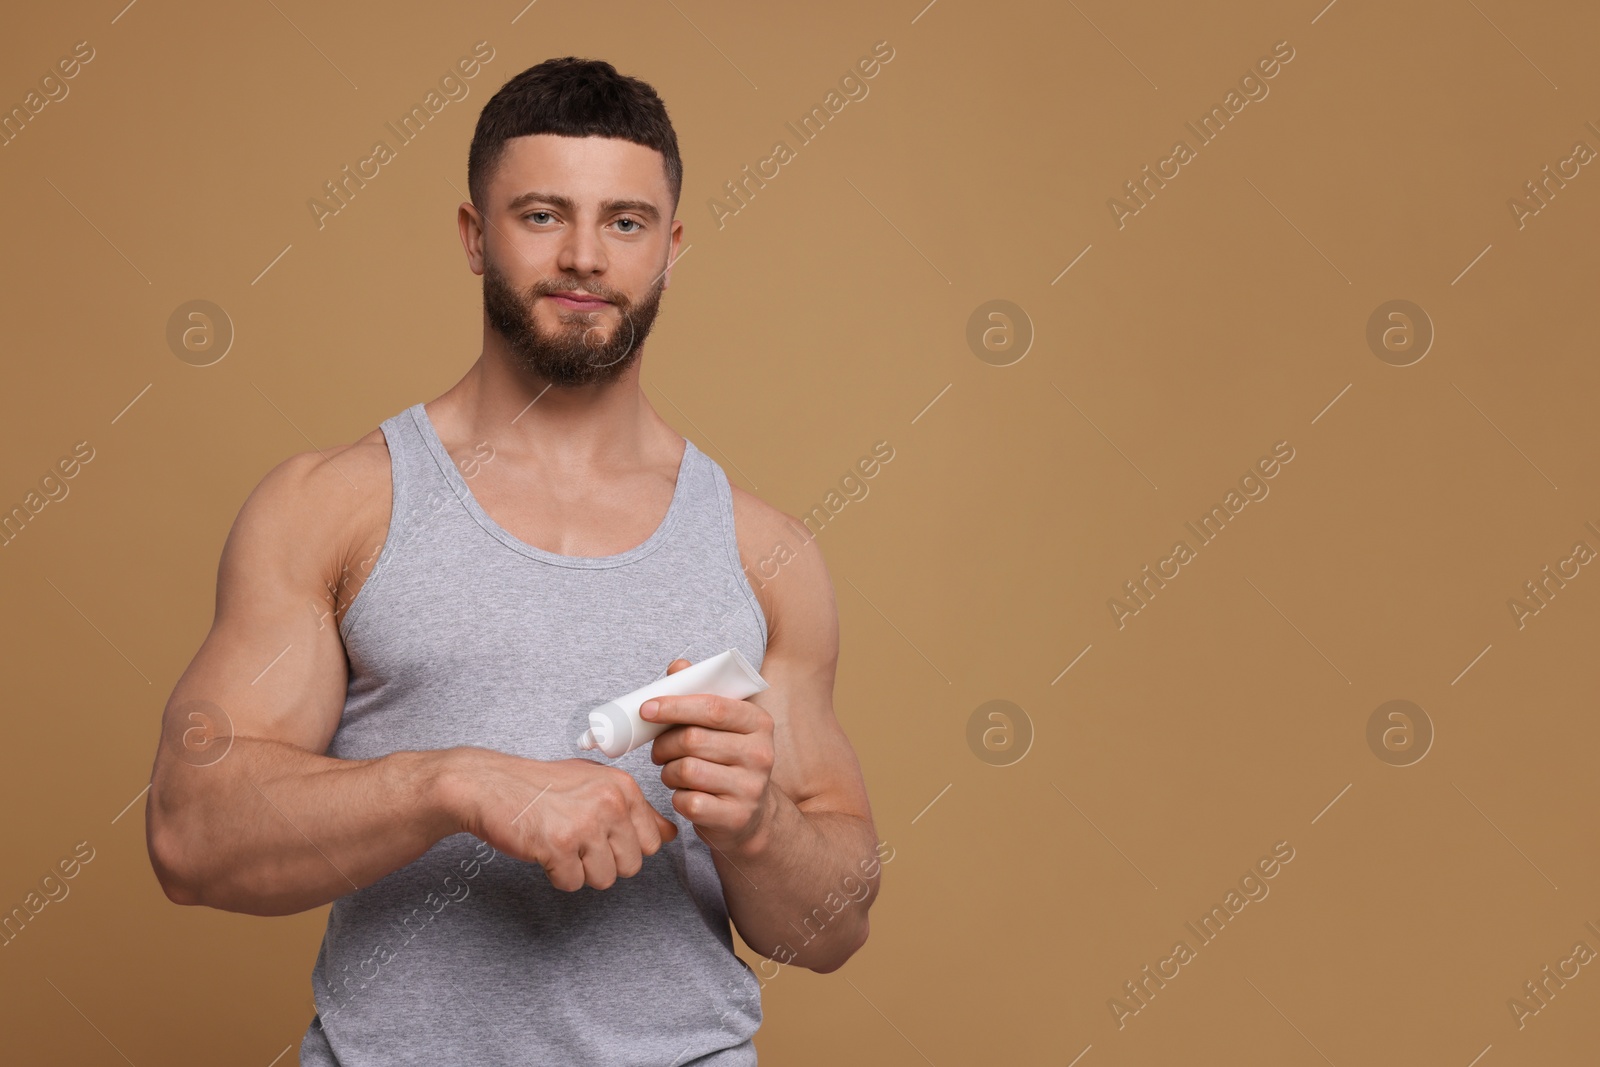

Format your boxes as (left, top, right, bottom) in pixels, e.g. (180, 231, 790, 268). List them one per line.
(644, 658, 778, 853)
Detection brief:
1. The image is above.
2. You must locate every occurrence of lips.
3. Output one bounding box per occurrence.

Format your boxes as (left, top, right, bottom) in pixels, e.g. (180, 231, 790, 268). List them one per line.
(547, 291, 611, 309)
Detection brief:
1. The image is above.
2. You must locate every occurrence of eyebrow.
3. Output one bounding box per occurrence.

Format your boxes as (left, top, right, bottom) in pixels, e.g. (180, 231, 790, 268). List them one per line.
(505, 190, 661, 224)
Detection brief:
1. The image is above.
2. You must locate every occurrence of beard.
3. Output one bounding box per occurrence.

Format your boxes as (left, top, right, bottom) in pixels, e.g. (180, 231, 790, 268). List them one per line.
(482, 258, 666, 388)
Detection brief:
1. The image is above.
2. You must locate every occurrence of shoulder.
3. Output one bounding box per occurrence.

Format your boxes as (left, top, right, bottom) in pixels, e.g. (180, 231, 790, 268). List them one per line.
(726, 481, 838, 663)
(224, 426, 393, 620)
(241, 427, 390, 529)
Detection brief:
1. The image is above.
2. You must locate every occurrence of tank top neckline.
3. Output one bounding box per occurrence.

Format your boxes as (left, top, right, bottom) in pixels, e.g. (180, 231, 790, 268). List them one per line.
(406, 402, 698, 570)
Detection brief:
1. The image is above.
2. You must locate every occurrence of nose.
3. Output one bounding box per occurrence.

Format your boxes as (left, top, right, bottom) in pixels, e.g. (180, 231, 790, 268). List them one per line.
(555, 214, 607, 278)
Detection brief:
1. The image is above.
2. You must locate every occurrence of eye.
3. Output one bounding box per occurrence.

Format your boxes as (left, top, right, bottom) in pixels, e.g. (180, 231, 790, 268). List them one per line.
(614, 217, 643, 233)
(524, 210, 554, 224)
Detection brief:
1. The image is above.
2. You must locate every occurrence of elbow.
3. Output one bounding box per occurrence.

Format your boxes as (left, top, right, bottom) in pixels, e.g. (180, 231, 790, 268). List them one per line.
(161, 880, 201, 907)
(152, 859, 200, 908)
(147, 809, 201, 907)
(811, 917, 871, 974)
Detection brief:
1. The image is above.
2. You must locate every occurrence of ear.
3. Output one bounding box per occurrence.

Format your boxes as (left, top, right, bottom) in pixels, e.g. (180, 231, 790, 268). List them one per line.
(662, 218, 685, 290)
(458, 201, 487, 276)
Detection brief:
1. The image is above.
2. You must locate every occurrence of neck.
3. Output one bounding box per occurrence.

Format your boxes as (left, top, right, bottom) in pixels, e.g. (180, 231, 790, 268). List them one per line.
(428, 336, 669, 470)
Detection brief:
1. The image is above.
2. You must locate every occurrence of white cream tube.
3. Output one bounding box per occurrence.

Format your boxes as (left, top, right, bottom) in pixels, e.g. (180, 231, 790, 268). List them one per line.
(576, 648, 770, 759)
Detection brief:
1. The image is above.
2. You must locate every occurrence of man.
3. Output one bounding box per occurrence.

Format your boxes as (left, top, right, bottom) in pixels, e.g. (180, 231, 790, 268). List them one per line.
(145, 56, 881, 1065)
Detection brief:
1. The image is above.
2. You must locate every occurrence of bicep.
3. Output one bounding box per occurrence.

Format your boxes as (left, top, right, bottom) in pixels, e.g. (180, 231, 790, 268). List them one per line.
(158, 451, 369, 767)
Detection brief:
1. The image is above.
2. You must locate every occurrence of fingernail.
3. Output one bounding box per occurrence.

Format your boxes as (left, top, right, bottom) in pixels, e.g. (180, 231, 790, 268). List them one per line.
(641, 701, 658, 718)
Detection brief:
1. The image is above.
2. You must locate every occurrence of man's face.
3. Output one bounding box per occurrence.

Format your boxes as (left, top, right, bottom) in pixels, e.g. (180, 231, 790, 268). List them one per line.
(474, 134, 679, 388)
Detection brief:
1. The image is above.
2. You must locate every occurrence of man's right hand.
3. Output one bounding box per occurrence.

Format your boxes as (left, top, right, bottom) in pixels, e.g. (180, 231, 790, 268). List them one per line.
(447, 749, 679, 892)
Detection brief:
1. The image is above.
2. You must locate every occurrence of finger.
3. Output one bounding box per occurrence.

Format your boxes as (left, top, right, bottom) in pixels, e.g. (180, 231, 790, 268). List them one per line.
(609, 822, 646, 879)
(650, 723, 745, 765)
(615, 771, 678, 848)
(626, 792, 665, 854)
(660, 755, 748, 797)
(665, 657, 692, 674)
(542, 848, 585, 893)
(579, 837, 619, 891)
(642, 693, 759, 733)
(671, 789, 738, 833)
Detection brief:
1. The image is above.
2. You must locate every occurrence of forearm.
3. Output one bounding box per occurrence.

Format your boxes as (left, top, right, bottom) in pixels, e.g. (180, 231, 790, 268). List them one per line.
(710, 792, 880, 973)
(149, 738, 461, 916)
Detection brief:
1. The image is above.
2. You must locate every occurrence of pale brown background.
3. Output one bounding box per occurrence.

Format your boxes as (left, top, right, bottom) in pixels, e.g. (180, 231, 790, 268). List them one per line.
(3, 0, 1598, 1064)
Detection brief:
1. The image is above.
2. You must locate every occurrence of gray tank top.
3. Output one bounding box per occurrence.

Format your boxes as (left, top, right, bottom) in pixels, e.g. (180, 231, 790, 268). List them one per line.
(298, 402, 769, 1066)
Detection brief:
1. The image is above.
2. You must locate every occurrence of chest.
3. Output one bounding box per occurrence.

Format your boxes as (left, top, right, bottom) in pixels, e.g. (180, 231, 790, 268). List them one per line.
(462, 461, 680, 559)
(333, 535, 767, 762)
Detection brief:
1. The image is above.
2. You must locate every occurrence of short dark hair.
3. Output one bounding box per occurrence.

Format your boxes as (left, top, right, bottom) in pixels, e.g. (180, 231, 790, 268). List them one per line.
(467, 57, 682, 217)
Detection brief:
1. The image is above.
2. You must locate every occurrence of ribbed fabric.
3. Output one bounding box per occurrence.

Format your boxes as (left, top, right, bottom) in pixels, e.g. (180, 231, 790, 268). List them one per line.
(298, 402, 769, 1066)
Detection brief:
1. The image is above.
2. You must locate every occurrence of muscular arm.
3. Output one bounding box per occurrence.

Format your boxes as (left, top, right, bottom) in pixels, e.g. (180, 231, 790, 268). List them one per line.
(652, 500, 881, 973)
(146, 440, 461, 914)
(148, 436, 676, 914)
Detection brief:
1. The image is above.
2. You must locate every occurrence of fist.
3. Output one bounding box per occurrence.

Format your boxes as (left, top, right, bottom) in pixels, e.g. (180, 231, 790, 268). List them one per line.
(455, 749, 678, 892)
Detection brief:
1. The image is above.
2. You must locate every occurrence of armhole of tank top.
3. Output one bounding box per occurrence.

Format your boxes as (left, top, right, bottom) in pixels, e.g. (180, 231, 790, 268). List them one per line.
(712, 460, 770, 652)
(338, 417, 407, 645)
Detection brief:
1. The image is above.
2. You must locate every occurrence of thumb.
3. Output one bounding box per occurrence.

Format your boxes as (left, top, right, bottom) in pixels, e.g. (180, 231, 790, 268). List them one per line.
(654, 810, 680, 841)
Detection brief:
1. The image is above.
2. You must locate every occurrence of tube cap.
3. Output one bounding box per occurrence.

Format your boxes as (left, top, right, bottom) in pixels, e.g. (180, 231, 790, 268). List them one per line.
(576, 728, 596, 750)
